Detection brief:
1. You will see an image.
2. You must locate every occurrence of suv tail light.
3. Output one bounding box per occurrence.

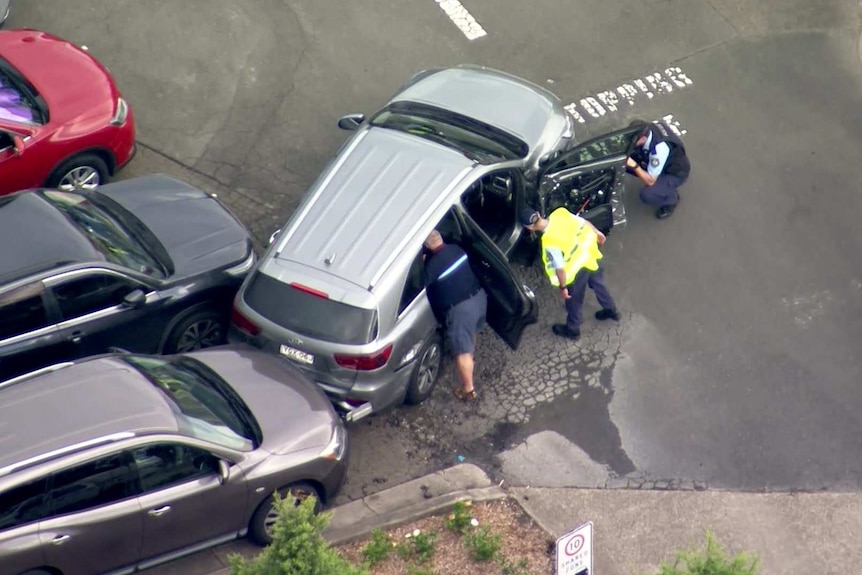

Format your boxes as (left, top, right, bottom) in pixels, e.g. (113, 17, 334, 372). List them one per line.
(334, 344, 393, 371)
(231, 305, 260, 336)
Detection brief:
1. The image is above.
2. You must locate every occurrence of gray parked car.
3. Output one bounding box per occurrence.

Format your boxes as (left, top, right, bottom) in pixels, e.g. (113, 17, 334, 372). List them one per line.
(0, 345, 348, 575)
(229, 65, 643, 420)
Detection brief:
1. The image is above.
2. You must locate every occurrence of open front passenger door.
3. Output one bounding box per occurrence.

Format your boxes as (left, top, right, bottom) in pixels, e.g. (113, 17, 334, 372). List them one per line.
(455, 209, 537, 350)
(537, 125, 643, 234)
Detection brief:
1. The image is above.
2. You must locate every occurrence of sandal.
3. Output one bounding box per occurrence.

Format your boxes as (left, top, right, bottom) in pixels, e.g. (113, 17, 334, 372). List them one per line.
(454, 388, 478, 402)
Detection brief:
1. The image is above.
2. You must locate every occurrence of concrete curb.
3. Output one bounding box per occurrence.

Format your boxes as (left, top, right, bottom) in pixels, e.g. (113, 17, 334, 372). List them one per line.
(323, 463, 507, 545)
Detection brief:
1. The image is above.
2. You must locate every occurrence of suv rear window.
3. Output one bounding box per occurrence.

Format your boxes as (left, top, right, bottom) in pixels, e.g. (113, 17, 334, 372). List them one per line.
(244, 272, 377, 345)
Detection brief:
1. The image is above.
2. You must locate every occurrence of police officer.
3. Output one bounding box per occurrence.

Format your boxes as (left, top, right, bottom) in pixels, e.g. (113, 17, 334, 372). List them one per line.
(627, 120, 691, 219)
(520, 208, 618, 340)
(422, 230, 487, 401)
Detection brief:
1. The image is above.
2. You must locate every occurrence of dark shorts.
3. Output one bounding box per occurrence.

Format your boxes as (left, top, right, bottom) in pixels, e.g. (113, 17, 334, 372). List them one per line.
(445, 289, 487, 355)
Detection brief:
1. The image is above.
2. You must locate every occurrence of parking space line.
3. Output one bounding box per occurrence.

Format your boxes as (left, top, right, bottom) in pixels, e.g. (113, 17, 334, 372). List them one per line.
(435, 0, 487, 40)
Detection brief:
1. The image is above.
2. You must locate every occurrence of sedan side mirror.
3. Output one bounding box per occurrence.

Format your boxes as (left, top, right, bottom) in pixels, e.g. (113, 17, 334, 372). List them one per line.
(122, 289, 147, 309)
(337, 114, 366, 131)
(12, 135, 24, 156)
(217, 459, 231, 485)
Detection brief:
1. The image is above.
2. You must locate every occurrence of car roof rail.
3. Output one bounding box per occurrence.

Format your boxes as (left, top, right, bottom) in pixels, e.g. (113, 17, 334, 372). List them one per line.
(0, 431, 136, 478)
(0, 362, 74, 390)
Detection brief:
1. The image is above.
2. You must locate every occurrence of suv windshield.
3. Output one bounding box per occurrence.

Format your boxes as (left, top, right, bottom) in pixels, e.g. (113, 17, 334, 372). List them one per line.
(371, 101, 528, 163)
(122, 355, 261, 451)
(41, 190, 166, 277)
(244, 271, 378, 345)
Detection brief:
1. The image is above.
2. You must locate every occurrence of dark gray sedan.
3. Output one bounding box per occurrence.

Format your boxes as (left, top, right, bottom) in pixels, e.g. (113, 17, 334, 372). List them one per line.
(0, 345, 348, 575)
(0, 174, 255, 380)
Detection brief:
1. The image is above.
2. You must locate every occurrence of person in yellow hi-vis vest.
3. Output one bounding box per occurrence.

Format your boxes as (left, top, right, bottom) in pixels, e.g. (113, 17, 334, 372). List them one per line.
(520, 207, 619, 340)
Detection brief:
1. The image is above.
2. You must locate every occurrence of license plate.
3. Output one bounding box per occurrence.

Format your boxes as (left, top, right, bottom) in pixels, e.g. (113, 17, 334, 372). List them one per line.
(279, 345, 314, 365)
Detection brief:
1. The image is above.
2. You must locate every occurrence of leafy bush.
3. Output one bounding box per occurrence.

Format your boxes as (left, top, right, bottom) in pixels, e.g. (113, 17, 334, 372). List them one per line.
(228, 493, 367, 575)
(463, 525, 502, 562)
(361, 528, 392, 566)
(657, 531, 759, 575)
(445, 501, 473, 535)
(396, 530, 438, 564)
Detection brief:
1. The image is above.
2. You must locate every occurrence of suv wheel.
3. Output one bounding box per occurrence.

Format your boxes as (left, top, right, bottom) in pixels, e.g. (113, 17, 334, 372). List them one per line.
(404, 333, 442, 405)
(249, 482, 322, 545)
(164, 308, 226, 353)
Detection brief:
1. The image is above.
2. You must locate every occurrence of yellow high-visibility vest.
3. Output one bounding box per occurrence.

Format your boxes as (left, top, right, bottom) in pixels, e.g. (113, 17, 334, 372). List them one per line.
(540, 208, 603, 287)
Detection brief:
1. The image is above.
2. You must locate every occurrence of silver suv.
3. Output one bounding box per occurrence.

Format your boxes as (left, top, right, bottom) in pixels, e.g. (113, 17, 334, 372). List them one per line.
(229, 65, 642, 420)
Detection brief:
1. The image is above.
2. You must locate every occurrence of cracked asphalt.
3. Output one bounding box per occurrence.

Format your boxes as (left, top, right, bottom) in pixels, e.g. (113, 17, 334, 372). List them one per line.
(12, 0, 862, 535)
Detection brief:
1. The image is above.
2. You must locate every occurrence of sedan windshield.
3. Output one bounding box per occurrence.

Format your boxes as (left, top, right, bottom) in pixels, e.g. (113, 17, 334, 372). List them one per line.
(370, 102, 528, 163)
(122, 355, 261, 451)
(41, 190, 166, 277)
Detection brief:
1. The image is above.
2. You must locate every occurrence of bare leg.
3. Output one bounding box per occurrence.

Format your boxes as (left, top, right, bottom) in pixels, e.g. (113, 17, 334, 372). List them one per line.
(454, 353, 474, 392)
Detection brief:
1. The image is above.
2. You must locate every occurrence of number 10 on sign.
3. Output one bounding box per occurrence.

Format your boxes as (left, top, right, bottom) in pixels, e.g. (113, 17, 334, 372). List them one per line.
(556, 521, 593, 575)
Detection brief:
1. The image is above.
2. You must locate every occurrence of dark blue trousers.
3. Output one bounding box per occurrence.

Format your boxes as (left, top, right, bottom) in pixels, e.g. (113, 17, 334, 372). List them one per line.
(639, 173, 687, 208)
(565, 264, 616, 332)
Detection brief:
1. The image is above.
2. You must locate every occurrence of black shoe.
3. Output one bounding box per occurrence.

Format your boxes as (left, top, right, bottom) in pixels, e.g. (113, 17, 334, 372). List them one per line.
(595, 308, 620, 321)
(552, 324, 580, 340)
(655, 205, 676, 219)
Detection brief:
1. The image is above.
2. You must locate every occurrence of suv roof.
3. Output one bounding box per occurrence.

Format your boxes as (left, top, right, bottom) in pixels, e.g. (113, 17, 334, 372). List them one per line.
(269, 127, 474, 291)
(0, 191, 104, 281)
(0, 357, 178, 472)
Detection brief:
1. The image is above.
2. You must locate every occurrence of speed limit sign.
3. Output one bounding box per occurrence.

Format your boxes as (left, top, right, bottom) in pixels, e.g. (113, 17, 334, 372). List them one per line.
(556, 521, 593, 575)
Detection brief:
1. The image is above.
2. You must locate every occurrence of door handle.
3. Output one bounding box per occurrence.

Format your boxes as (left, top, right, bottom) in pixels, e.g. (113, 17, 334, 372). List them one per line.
(70, 330, 84, 344)
(148, 505, 171, 517)
(51, 534, 70, 545)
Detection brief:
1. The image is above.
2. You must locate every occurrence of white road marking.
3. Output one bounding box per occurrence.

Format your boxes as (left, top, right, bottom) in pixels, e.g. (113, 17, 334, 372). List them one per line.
(564, 66, 693, 124)
(435, 0, 487, 40)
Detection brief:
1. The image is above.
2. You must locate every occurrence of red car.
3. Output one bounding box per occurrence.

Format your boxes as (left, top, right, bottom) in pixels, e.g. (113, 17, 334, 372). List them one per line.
(0, 29, 135, 195)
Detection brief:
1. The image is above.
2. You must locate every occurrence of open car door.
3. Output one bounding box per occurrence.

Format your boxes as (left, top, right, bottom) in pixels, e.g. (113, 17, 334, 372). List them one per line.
(537, 124, 644, 234)
(455, 209, 538, 350)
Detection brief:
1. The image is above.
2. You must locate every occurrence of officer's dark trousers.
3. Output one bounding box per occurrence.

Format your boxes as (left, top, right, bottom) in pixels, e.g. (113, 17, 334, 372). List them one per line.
(639, 173, 687, 208)
(565, 264, 616, 332)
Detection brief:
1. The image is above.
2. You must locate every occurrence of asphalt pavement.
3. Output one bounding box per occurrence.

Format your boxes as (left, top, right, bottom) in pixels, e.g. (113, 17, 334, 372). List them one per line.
(5, 1, 862, 573)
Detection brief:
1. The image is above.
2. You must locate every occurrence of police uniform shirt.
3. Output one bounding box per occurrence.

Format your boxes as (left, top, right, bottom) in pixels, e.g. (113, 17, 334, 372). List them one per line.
(543, 218, 565, 270)
(642, 131, 670, 177)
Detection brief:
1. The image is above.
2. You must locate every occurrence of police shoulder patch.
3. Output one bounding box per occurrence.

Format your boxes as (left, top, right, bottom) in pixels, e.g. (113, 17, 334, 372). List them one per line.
(650, 157, 660, 167)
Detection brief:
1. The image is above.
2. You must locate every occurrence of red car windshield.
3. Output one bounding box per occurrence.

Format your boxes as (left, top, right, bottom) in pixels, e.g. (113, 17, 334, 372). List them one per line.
(0, 63, 44, 125)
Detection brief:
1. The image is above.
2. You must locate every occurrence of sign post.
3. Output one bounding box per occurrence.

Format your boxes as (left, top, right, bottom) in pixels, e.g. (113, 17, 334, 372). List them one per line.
(555, 521, 593, 575)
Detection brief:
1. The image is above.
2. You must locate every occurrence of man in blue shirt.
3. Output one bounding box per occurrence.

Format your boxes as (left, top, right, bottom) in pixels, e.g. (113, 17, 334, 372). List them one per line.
(423, 230, 487, 401)
(626, 120, 691, 219)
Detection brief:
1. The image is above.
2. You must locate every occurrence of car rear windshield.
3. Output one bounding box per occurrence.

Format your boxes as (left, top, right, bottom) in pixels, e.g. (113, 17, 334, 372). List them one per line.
(244, 271, 377, 345)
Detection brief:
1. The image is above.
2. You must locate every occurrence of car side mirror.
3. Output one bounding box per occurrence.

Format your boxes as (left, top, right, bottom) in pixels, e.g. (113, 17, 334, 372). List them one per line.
(12, 135, 24, 156)
(122, 289, 146, 309)
(337, 114, 365, 131)
(217, 459, 230, 485)
(268, 228, 281, 246)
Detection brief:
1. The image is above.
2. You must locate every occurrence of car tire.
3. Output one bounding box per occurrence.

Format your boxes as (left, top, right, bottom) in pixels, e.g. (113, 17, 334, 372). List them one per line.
(47, 153, 110, 191)
(404, 332, 443, 405)
(163, 308, 227, 354)
(249, 482, 322, 546)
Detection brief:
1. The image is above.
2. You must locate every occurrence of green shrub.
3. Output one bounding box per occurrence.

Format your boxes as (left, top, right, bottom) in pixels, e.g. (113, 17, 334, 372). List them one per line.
(463, 525, 502, 562)
(228, 493, 368, 575)
(396, 530, 438, 564)
(657, 531, 759, 575)
(361, 528, 392, 566)
(499, 556, 532, 575)
(445, 501, 473, 535)
(407, 564, 438, 575)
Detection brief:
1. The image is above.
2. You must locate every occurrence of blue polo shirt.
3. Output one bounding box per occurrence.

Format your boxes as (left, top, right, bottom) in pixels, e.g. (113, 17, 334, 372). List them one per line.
(423, 244, 481, 320)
